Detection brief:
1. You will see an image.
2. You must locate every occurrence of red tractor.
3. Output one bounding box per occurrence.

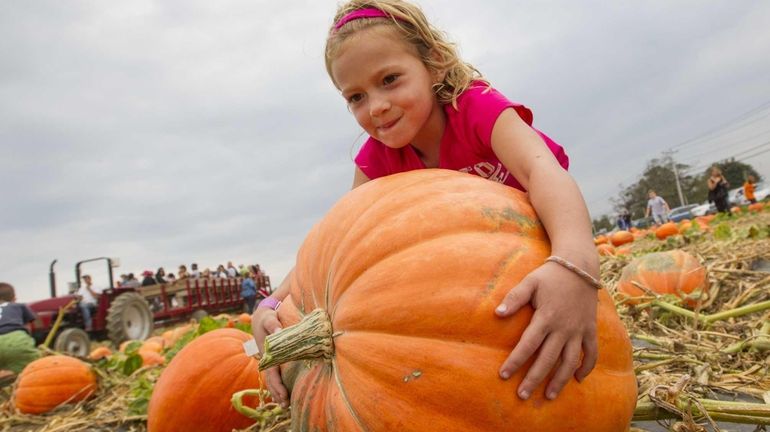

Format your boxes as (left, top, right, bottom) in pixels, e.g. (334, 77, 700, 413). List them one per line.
(27, 257, 271, 356)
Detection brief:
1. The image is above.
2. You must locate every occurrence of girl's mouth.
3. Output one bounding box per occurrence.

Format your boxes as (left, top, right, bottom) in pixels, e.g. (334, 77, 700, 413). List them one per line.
(377, 117, 400, 132)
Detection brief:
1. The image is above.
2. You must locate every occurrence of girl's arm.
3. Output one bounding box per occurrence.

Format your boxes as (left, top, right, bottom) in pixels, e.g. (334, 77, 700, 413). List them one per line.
(352, 166, 371, 189)
(490, 108, 599, 401)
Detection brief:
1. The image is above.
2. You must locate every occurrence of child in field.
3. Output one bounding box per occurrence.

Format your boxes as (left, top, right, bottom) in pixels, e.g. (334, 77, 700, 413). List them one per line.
(743, 174, 757, 204)
(253, 0, 600, 406)
(0, 282, 40, 377)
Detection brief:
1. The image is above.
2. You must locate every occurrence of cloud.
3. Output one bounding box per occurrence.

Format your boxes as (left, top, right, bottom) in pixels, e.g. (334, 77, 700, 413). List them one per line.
(2, 0, 770, 301)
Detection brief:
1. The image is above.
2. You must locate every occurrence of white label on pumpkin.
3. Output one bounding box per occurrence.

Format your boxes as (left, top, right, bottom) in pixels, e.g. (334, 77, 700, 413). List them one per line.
(242, 338, 259, 357)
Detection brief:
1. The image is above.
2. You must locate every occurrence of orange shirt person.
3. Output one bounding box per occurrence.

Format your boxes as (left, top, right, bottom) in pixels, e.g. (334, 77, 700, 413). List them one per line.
(744, 175, 757, 204)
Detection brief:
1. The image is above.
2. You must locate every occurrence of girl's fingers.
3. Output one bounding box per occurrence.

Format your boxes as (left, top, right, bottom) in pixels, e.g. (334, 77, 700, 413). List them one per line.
(498, 315, 548, 384)
(516, 334, 566, 400)
(545, 338, 582, 399)
(265, 367, 289, 407)
(496, 278, 536, 317)
(575, 329, 598, 382)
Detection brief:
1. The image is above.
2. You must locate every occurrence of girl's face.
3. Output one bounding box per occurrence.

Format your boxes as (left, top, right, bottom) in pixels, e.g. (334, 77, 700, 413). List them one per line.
(331, 26, 444, 151)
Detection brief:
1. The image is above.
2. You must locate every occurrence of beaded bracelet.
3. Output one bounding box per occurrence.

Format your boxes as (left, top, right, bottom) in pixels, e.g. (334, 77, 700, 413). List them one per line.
(545, 255, 603, 290)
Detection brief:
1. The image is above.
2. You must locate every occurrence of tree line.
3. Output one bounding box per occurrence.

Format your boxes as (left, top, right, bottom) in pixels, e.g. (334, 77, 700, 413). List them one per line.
(592, 157, 761, 231)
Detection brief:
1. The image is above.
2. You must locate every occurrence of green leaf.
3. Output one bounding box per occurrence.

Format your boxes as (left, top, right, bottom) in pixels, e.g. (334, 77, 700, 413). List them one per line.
(123, 340, 143, 356)
(713, 222, 732, 240)
(164, 328, 197, 362)
(197, 316, 223, 335)
(126, 370, 159, 416)
(123, 354, 143, 376)
(235, 322, 252, 333)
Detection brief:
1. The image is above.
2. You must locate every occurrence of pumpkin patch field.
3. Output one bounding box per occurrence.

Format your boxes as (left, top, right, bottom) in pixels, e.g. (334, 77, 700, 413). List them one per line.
(2, 171, 770, 432)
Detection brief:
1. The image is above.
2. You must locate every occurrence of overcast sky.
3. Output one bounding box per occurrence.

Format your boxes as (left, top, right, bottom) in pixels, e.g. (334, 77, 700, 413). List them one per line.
(3, 1, 770, 302)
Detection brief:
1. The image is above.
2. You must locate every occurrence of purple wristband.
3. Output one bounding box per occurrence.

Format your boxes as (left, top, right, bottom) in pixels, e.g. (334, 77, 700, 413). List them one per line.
(257, 297, 282, 311)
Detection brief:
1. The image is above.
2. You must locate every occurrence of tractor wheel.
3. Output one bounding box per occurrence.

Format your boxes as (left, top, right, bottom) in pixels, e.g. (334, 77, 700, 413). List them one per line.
(53, 328, 91, 357)
(191, 309, 208, 322)
(107, 292, 154, 345)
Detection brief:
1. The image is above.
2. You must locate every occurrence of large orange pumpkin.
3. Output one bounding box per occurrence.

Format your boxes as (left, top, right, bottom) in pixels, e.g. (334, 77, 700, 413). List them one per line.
(263, 170, 637, 432)
(147, 328, 267, 432)
(617, 249, 707, 307)
(14, 355, 97, 414)
(610, 230, 634, 246)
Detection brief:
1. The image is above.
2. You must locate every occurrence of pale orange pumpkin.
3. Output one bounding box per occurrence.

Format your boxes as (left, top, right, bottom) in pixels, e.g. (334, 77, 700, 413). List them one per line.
(655, 222, 679, 240)
(139, 349, 166, 367)
(263, 170, 637, 432)
(237, 313, 252, 325)
(14, 355, 97, 414)
(147, 329, 268, 432)
(610, 230, 634, 246)
(597, 243, 616, 256)
(617, 249, 707, 307)
(141, 340, 164, 354)
(616, 246, 632, 256)
(161, 324, 194, 347)
(88, 346, 112, 361)
(594, 234, 609, 245)
(748, 203, 764, 212)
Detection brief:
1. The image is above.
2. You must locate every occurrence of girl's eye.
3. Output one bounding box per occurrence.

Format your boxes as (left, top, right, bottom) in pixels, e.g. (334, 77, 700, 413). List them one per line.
(383, 74, 398, 85)
(347, 93, 363, 104)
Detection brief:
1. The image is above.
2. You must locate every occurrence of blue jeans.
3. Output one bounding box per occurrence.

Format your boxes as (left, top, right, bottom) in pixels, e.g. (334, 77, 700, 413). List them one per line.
(243, 296, 256, 314)
(79, 302, 96, 330)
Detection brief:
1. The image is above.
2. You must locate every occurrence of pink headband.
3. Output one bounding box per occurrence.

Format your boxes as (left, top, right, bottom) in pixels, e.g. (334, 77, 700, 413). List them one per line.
(333, 7, 404, 32)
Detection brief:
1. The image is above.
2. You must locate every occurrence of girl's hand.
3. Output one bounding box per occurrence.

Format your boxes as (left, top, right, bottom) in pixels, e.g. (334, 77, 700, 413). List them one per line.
(251, 307, 289, 407)
(495, 261, 598, 400)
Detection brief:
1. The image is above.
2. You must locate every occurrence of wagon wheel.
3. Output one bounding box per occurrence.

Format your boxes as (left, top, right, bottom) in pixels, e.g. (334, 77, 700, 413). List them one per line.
(53, 328, 91, 357)
(106, 292, 154, 345)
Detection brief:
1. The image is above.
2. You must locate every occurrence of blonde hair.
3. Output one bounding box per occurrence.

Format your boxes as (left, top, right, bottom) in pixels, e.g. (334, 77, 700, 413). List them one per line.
(325, 0, 486, 108)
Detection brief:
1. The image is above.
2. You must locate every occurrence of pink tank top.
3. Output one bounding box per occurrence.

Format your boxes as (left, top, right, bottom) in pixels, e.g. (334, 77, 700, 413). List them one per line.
(354, 83, 569, 191)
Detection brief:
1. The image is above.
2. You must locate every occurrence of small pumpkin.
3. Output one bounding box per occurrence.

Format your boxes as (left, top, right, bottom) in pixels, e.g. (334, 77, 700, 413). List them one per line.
(616, 246, 632, 256)
(145, 336, 166, 347)
(88, 346, 112, 361)
(594, 235, 608, 245)
(655, 222, 679, 240)
(617, 249, 707, 307)
(597, 243, 615, 256)
(14, 355, 97, 414)
(678, 221, 692, 233)
(610, 230, 633, 246)
(237, 313, 252, 325)
(139, 349, 166, 367)
(731, 206, 742, 214)
(147, 329, 268, 432)
(141, 340, 164, 354)
(262, 170, 637, 432)
(748, 203, 764, 212)
(161, 324, 194, 347)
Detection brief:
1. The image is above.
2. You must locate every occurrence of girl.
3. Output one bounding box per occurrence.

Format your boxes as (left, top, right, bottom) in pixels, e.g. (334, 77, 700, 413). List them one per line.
(253, 0, 600, 407)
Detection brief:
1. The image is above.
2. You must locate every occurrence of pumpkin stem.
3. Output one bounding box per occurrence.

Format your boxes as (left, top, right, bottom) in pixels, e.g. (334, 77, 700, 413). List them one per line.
(259, 308, 333, 370)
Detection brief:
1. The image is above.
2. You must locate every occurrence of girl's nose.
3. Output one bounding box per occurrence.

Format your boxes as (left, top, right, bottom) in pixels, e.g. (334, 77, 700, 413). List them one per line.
(369, 94, 391, 117)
